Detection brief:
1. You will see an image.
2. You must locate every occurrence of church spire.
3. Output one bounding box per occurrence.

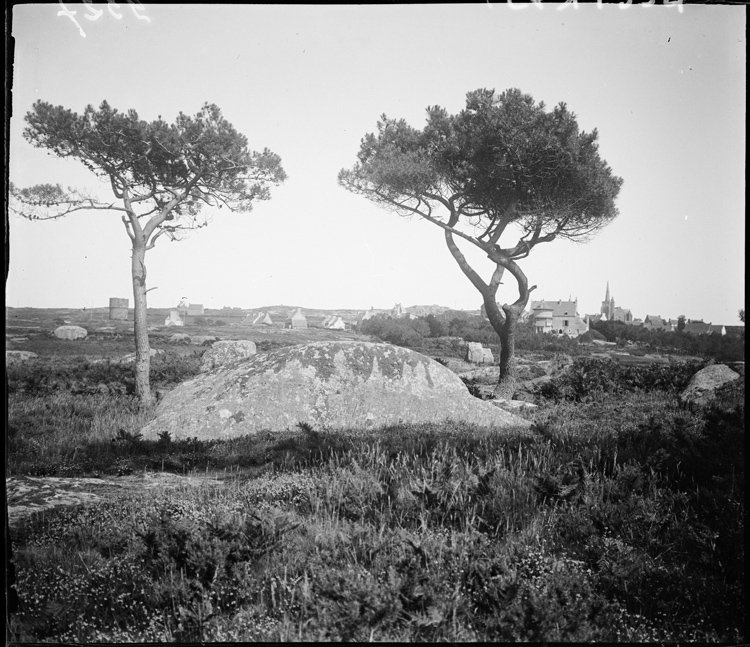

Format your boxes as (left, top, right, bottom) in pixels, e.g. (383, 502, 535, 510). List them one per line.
(605, 281, 610, 302)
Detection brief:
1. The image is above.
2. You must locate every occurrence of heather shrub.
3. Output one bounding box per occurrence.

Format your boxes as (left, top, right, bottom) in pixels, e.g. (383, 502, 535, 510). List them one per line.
(536, 357, 703, 402)
(360, 316, 423, 347)
(6, 350, 203, 396)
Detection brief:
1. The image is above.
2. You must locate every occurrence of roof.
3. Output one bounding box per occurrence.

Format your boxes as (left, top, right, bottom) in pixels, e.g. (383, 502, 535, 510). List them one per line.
(530, 300, 579, 318)
(683, 321, 712, 334)
(644, 315, 667, 327)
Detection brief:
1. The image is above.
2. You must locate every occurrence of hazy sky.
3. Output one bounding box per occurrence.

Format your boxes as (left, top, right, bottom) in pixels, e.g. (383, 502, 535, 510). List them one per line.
(7, 3, 745, 324)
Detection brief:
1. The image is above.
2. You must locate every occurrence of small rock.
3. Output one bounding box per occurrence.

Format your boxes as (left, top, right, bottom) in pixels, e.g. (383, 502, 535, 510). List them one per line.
(680, 364, 741, 409)
(54, 325, 88, 340)
(6, 350, 38, 364)
(466, 342, 493, 364)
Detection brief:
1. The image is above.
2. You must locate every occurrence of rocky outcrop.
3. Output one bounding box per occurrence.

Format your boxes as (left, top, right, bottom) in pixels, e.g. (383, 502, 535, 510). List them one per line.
(200, 340, 257, 373)
(466, 342, 493, 364)
(54, 325, 88, 340)
(141, 341, 531, 441)
(680, 364, 741, 409)
(6, 350, 38, 364)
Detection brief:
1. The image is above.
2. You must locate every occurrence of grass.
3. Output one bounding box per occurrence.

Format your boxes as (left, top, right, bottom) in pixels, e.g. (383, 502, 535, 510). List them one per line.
(6, 345, 746, 642)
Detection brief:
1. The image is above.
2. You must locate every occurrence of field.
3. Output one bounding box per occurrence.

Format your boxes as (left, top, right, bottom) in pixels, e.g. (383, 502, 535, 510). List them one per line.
(5, 310, 745, 642)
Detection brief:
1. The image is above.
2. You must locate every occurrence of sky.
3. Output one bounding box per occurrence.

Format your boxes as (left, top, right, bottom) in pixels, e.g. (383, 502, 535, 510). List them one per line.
(6, 3, 746, 325)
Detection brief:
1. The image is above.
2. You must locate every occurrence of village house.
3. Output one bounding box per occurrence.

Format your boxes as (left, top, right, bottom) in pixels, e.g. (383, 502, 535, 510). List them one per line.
(529, 298, 589, 338)
(285, 309, 308, 329)
(324, 315, 346, 330)
(724, 325, 744, 338)
(683, 320, 726, 336)
(251, 312, 273, 326)
(643, 315, 676, 332)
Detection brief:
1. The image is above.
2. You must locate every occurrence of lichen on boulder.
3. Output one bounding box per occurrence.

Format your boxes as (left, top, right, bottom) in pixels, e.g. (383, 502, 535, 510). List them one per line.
(200, 340, 257, 373)
(141, 341, 531, 441)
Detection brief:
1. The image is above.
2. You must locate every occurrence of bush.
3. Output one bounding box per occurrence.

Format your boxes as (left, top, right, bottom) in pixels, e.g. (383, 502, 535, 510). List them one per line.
(590, 321, 745, 362)
(6, 350, 203, 397)
(361, 316, 423, 347)
(536, 357, 703, 403)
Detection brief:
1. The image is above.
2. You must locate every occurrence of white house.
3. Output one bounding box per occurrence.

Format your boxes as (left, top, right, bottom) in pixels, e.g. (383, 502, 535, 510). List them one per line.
(529, 298, 589, 337)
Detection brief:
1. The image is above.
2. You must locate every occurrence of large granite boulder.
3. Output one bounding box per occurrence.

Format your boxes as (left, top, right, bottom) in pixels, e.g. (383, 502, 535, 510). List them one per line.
(141, 341, 531, 441)
(680, 364, 741, 409)
(54, 325, 88, 340)
(200, 340, 257, 373)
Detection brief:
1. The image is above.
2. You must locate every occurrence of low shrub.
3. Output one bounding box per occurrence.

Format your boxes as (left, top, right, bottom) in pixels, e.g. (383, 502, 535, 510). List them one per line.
(535, 357, 703, 403)
(6, 350, 203, 397)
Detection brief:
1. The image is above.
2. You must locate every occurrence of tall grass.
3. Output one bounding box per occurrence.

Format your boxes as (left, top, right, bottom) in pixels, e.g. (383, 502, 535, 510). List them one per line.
(7, 345, 744, 642)
(9, 383, 744, 642)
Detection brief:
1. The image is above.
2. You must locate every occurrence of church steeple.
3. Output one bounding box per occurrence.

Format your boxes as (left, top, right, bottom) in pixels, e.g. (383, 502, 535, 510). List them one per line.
(605, 281, 610, 302)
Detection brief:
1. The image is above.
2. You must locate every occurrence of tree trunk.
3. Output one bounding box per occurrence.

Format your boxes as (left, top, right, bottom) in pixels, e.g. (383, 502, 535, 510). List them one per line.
(494, 303, 522, 398)
(131, 242, 153, 405)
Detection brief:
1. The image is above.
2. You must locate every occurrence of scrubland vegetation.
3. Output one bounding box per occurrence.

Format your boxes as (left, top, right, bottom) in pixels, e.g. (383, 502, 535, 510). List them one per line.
(6, 333, 745, 642)
(360, 312, 745, 364)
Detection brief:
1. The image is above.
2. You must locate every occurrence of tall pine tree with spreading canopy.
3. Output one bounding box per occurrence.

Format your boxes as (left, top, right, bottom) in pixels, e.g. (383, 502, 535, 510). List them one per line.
(340, 88, 622, 396)
(10, 100, 286, 403)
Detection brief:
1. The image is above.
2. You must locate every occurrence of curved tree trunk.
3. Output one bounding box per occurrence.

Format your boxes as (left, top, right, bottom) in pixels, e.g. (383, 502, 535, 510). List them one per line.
(443, 227, 537, 398)
(489, 253, 536, 399)
(131, 242, 153, 405)
(494, 303, 523, 398)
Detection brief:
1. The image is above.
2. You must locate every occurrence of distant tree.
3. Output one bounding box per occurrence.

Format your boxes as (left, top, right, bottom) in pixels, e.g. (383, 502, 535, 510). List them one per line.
(409, 318, 431, 339)
(340, 88, 622, 395)
(424, 313, 449, 338)
(739, 309, 745, 324)
(677, 315, 686, 331)
(10, 100, 286, 403)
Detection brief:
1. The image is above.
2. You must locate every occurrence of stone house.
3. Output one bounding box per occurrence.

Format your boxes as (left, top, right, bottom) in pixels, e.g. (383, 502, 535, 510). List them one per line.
(529, 298, 589, 338)
(251, 312, 273, 326)
(643, 315, 675, 332)
(325, 316, 346, 330)
(285, 309, 308, 329)
(683, 320, 725, 336)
